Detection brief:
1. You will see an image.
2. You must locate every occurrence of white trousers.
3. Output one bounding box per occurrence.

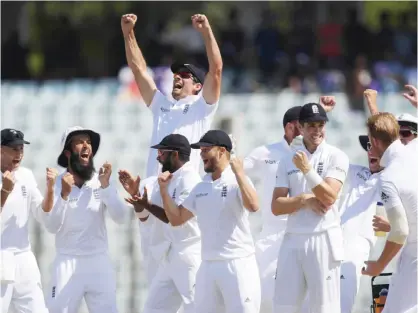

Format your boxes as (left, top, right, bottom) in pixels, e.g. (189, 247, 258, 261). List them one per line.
(273, 229, 343, 313)
(1, 250, 48, 313)
(255, 227, 285, 313)
(382, 243, 417, 313)
(143, 249, 201, 313)
(340, 238, 371, 313)
(194, 254, 260, 313)
(46, 253, 118, 313)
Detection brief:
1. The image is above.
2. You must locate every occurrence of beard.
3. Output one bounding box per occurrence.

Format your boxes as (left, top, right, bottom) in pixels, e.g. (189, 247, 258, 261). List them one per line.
(69, 152, 95, 181)
(160, 152, 175, 173)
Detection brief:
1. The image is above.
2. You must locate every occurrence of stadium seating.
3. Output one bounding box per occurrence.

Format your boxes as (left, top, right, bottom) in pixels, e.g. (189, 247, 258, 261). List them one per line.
(1, 80, 415, 313)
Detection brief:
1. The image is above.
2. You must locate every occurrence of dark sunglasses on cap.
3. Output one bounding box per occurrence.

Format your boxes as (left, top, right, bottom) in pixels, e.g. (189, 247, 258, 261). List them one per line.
(399, 129, 417, 138)
(174, 72, 199, 83)
(366, 142, 372, 151)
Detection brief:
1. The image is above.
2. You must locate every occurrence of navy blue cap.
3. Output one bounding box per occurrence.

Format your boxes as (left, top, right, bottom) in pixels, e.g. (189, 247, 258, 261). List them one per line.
(283, 106, 302, 127)
(171, 62, 206, 85)
(151, 134, 191, 156)
(191, 130, 232, 152)
(1, 128, 30, 146)
(299, 103, 329, 123)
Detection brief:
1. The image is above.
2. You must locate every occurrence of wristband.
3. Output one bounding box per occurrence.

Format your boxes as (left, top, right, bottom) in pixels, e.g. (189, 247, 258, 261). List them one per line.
(136, 210, 150, 219)
(304, 168, 323, 189)
(1, 188, 12, 194)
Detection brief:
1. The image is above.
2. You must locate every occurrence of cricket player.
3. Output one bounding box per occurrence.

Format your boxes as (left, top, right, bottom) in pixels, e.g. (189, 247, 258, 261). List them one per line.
(157, 130, 261, 313)
(271, 102, 349, 313)
(0, 128, 54, 313)
(362, 113, 417, 313)
(121, 13, 223, 177)
(45, 126, 129, 313)
(337, 135, 384, 313)
(123, 134, 201, 313)
(244, 97, 336, 313)
(396, 113, 417, 145)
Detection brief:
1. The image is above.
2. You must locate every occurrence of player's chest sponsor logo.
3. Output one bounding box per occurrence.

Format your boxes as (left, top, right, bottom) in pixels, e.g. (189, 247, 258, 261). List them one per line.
(264, 159, 277, 165)
(160, 107, 170, 113)
(356, 170, 370, 182)
(196, 192, 208, 198)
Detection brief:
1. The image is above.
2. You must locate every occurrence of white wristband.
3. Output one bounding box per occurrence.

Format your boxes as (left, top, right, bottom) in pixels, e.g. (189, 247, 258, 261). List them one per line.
(304, 168, 323, 189)
(136, 210, 150, 219)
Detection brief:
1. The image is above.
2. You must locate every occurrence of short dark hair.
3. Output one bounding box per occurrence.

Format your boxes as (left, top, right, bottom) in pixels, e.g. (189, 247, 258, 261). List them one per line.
(178, 153, 190, 163)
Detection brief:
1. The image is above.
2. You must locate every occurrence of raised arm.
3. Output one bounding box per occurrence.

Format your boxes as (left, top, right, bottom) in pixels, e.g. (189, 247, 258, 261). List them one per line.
(230, 158, 259, 212)
(403, 85, 418, 108)
(121, 14, 157, 106)
(191, 14, 223, 105)
(364, 89, 379, 115)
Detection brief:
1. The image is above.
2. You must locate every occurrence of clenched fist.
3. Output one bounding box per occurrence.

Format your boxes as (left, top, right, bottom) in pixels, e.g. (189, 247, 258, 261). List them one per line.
(364, 89, 378, 115)
(61, 173, 74, 199)
(118, 169, 140, 196)
(2, 171, 15, 193)
(158, 171, 173, 189)
(230, 157, 244, 175)
(403, 85, 418, 108)
(46, 167, 58, 190)
(319, 96, 336, 113)
(293, 151, 311, 174)
(191, 14, 210, 32)
(99, 162, 112, 188)
(121, 14, 137, 37)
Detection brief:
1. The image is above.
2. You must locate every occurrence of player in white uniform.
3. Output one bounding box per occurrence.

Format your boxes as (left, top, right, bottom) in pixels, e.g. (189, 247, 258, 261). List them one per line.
(243, 106, 301, 313)
(45, 126, 129, 313)
(272, 102, 349, 313)
(157, 130, 261, 313)
(396, 113, 417, 146)
(0, 128, 53, 313)
(121, 13, 222, 177)
(123, 134, 201, 313)
(337, 135, 384, 313)
(362, 113, 417, 313)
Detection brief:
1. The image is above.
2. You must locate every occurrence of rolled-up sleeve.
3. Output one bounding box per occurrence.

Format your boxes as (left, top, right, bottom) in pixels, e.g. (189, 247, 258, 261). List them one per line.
(43, 195, 69, 234)
(99, 184, 129, 224)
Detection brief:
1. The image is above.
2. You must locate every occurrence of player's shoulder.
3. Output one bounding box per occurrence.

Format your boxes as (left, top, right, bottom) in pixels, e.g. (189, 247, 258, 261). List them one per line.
(348, 164, 371, 182)
(15, 166, 37, 185)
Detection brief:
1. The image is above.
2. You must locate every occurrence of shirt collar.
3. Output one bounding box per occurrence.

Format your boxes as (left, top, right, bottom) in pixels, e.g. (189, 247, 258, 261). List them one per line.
(171, 162, 192, 179)
(299, 139, 326, 156)
(280, 138, 291, 151)
(379, 139, 405, 168)
(203, 165, 233, 182)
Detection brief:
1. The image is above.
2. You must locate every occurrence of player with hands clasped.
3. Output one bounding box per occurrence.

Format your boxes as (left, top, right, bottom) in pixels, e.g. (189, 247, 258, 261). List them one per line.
(0, 128, 53, 313)
(362, 113, 417, 313)
(271, 103, 349, 313)
(121, 13, 223, 177)
(45, 126, 129, 313)
(158, 130, 261, 313)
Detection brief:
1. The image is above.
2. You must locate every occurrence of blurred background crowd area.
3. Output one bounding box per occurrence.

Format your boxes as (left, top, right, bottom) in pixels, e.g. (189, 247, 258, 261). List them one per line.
(1, 1, 417, 111)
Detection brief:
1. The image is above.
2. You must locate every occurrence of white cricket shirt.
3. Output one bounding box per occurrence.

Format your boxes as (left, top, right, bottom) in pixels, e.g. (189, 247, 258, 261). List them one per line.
(244, 139, 291, 231)
(1, 167, 44, 253)
(275, 140, 350, 233)
(181, 166, 255, 261)
(45, 172, 129, 256)
(338, 164, 380, 249)
(146, 90, 219, 177)
(379, 140, 417, 248)
(150, 162, 202, 256)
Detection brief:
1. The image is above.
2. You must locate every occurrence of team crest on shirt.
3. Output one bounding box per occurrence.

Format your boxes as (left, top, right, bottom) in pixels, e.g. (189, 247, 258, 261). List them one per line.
(317, 162, 324, 175)
(21, 186, 27, 197)
(93, 188, 100, 200)
(221, 185, 227, 197)
(182, 104, 190, 114)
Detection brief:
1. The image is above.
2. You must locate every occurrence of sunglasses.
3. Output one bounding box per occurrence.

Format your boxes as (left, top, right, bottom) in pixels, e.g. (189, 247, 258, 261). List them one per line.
(366, 142, 372, 151)
(175, 72, 193, 79)
(399, 129, 417, 138)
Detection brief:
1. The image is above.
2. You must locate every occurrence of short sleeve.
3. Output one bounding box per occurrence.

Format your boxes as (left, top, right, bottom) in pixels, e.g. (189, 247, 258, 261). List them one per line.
(176, 173, 201, 206)
(325, 151, 349, 184)
(380, 178, 403, 211)
(244, 147, 263, 179)
(275, 159, 289, 188)
(180, 185, 198, 215)
(237, 176, 255, 206)
(149, 90, 172, 116)
(197, 90, 219, 116)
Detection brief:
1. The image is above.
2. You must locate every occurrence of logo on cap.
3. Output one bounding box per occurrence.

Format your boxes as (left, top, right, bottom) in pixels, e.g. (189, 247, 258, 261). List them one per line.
(312, 105, 319, 114)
